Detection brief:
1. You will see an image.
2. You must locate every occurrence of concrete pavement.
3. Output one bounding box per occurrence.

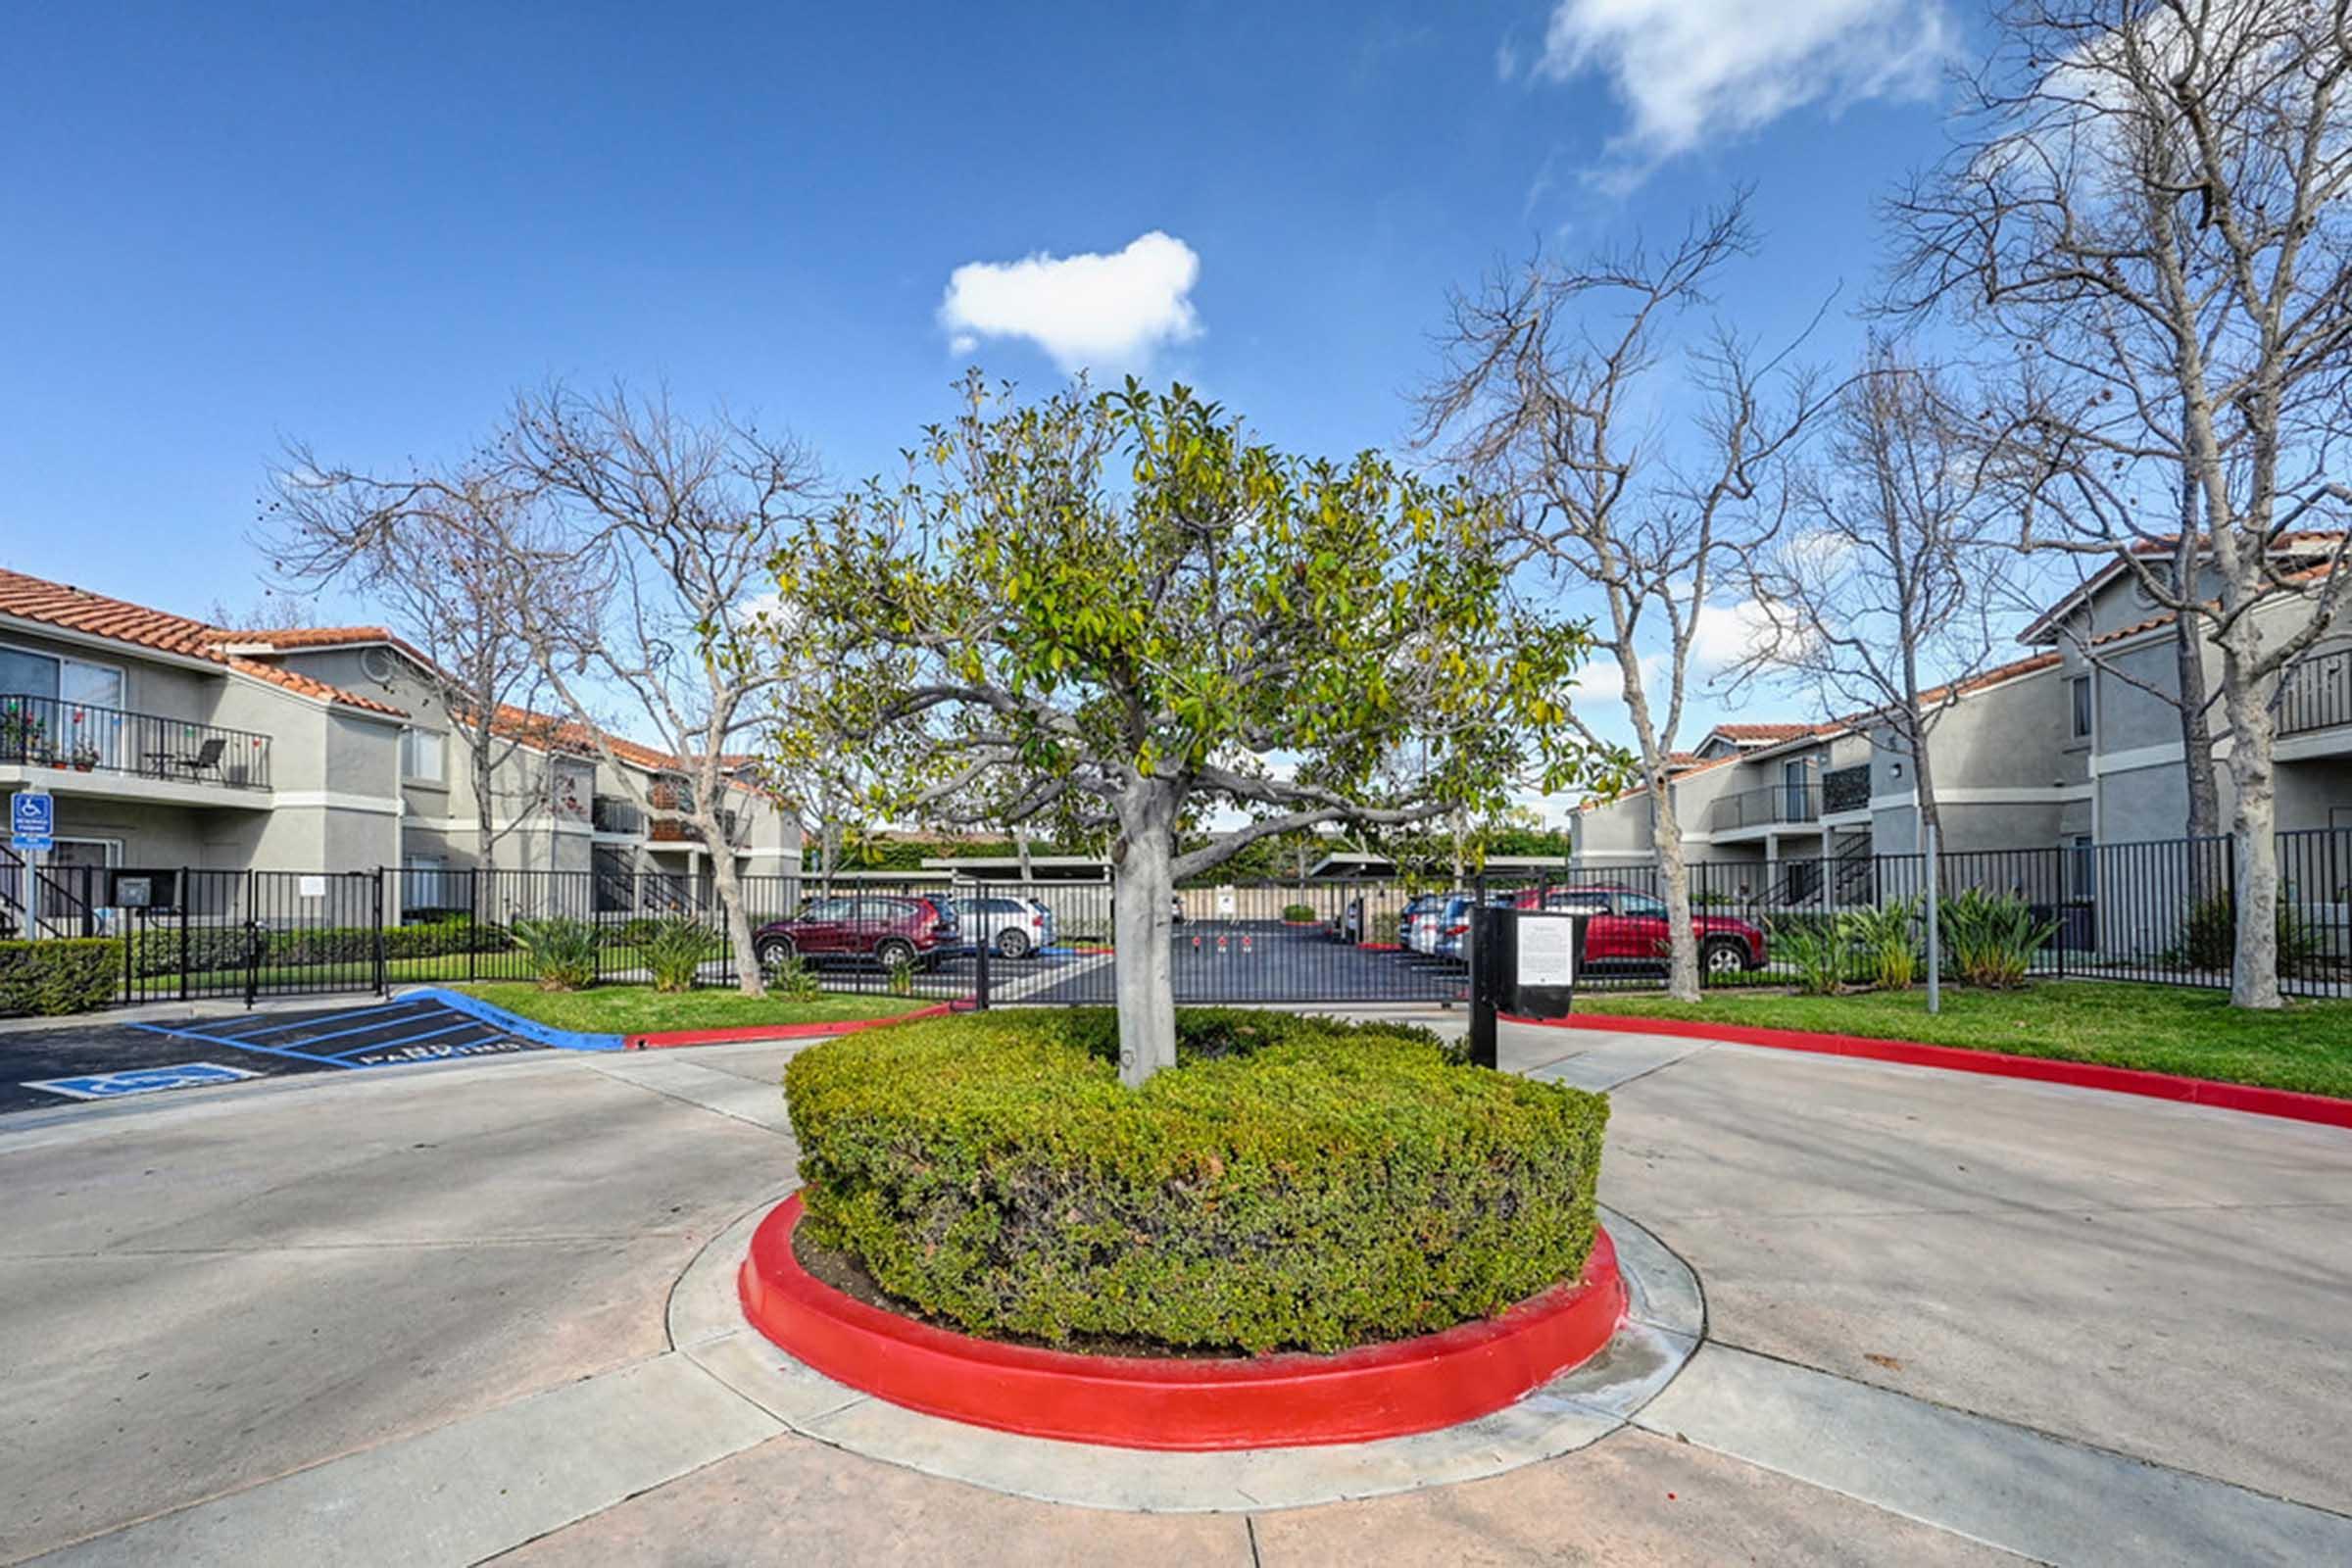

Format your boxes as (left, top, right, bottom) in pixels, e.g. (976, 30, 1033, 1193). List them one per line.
(3, 1016, 2348, 1565)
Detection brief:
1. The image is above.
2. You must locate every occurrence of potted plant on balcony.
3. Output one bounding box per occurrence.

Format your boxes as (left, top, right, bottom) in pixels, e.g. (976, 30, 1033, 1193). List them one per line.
(69, 741, 100, 772)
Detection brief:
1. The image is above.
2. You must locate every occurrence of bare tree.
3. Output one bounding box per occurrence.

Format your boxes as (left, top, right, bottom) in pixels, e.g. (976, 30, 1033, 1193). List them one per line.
(1420, 194, 1829, 999)
(498, 384, 825, 998)
(1887, 0, 2352, 1007)
(260, 460, 568, 879)
(1738, 345, 2011, 840)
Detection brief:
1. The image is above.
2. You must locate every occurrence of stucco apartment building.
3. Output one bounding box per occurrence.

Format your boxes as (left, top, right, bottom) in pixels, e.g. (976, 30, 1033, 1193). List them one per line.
(1570, 539, 2350, 899)
(1572, 653, 2075, 898)
(2020, 539, 2351, 847)
(0, 568, 799, 935)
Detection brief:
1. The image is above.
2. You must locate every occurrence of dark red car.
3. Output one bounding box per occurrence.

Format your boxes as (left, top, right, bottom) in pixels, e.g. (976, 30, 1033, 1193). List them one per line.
(1520, 884, 1766, 977)
(755, 894, 955, 970)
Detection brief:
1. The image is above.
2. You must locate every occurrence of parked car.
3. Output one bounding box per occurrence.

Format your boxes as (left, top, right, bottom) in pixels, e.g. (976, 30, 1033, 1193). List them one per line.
(754, 895, 955, 970)
(956, 894, 1053, 958)
(1396, 893, 1446, 950)
(1411, 893, 1474, 958)
(1432, 894, 1478, 962)
(1538, 885, 1766, 976)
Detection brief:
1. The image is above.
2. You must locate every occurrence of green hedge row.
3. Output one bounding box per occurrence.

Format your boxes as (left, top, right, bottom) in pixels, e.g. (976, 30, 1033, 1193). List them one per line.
(0, 939, 122, 1016)
(786, 1008, 1609, 1355)
(124, 918, 512, 977)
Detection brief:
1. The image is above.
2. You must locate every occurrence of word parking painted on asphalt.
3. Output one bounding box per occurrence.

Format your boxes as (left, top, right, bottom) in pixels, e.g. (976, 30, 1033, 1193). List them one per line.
(24, 1062, 261, 1101)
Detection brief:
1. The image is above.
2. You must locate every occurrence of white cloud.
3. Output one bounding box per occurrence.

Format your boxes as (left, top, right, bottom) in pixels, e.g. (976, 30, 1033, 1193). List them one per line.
(937, 231, 1202, 373)
(1531, 0, 1952, 181)
(1690, 598, 1788, 673)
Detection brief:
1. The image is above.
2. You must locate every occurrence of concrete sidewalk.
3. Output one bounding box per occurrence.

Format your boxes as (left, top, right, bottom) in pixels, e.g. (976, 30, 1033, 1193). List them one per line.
(3, 1021, 2347, 1565)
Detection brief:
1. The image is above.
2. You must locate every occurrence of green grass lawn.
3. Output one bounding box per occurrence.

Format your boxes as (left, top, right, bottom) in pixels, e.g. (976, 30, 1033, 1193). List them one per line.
(1576, 981, 2352, 1099)
(444, 982, 936, 1036)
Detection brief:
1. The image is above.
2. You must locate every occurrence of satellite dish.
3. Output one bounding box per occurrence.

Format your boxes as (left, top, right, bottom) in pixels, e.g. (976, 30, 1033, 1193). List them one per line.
(360, 646, 402, 692)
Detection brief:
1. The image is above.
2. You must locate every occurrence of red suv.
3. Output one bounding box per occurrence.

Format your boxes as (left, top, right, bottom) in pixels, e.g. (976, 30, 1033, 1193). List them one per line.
(755, 895, 954, 970)
(1528, 885, 1766, 977)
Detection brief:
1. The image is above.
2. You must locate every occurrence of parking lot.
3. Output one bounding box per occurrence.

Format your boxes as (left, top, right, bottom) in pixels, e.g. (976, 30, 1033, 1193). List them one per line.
(1010, 920, 1468, 1007)
(0, 997, 553, 1115)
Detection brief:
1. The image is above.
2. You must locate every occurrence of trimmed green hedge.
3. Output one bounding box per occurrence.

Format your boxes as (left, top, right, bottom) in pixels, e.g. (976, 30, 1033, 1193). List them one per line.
(0, 939, 122, 1016)
(786, 1008, 1609, 1354)
(126, 918, 511, 977)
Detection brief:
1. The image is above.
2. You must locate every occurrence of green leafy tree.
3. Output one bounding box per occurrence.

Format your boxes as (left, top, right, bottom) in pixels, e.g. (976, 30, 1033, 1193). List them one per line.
(782, 376, 1614, 1085)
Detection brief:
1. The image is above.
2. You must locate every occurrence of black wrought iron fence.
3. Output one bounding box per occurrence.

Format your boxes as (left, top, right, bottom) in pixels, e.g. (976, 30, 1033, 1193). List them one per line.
(5, 831, 2345, 1014)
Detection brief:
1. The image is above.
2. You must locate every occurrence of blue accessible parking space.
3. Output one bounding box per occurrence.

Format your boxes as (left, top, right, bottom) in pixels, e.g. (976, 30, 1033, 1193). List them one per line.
(1, 996, 557, 1114)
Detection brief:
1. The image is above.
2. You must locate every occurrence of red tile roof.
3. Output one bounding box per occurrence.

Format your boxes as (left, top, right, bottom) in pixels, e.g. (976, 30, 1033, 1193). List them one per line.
(0, 567, 408, 717)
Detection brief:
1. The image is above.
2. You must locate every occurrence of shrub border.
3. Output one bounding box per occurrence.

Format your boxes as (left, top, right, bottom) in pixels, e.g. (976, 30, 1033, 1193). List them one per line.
(1515, 1010, 2352, 1129)
(738, 1193, 1626, 1450)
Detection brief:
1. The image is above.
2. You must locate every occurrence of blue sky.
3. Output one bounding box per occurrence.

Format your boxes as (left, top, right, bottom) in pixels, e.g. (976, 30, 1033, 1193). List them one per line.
(2, 2, 2003, 807)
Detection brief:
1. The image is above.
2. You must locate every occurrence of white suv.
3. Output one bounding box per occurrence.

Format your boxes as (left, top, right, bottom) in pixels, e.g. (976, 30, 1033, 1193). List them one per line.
(955, 895, 1053, 957)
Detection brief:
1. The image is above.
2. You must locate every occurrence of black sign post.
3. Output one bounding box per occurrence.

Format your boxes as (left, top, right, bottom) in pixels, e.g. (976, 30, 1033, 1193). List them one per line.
(1466, 906, 1588, 1070)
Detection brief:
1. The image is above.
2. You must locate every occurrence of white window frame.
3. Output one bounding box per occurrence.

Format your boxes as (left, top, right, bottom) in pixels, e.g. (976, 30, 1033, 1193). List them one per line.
(2069, 675, 2093, 741)
(402, 727, 447, 785)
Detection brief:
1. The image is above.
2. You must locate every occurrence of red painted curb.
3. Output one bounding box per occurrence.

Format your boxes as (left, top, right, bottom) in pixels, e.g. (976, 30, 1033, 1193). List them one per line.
(739, 1195, 1626, 1450)
(1518, 1010, 2352, 1130)
(628, 1002, 956, 1051)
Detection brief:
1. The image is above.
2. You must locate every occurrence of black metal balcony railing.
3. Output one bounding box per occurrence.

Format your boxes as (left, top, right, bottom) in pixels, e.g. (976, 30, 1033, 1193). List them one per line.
(590, 795, 643, 835)
(0, 693, 271, 790)
(1710, 782, 1823, 832)
(2279, 647, 2350, 737)
(1823, 763, 1874, 814)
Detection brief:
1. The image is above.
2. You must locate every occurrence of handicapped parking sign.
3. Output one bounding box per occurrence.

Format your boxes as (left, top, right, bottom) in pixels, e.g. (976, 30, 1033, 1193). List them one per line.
(24, 1062, 259, 1101)
(11, 790, 53, 853)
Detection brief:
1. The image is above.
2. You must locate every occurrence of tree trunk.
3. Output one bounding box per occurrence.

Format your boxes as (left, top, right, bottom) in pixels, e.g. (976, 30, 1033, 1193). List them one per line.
(2218, 628, 2280, 1009)
(1908, 715, 1941, 845)
(2173, 489, 2223, 843)
(704, 821, 766, 999)
(1649, 784, 1700, 1001)
(1110, 779, 1179, 1087)
(474, 741, 499, 879)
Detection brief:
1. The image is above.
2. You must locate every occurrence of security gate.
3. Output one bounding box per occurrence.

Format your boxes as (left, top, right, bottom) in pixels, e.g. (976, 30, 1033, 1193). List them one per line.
(121, 868, 386, 1008)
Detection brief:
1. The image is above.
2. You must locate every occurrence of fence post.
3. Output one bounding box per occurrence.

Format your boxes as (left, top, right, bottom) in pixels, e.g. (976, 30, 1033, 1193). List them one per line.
(1924, 824, 1941, 1016)
(973, 901, 992, 1010)
(467, 868, 478, 985)
(243, 868, 260, 1011)
(372, 869, 387, 997)
(176, 868, 190, 1003)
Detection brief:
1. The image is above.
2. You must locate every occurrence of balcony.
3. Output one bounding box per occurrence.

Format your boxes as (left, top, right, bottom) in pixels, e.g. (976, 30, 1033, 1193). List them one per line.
(1823, 763, 1873, 815)
(2279, 647, 2350, 738)
(0, 693, 271, 791)
(590, 794, 643, 835)
(1710, 782, 1822, 833)
(648, 808, 742, 846)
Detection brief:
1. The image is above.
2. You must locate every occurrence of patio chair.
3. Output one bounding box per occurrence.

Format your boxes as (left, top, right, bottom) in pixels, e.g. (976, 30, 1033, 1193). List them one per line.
(146, 735, 226, 782)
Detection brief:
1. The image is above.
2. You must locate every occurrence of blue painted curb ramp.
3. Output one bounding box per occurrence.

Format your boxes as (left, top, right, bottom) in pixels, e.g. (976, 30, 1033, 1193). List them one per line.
(401, 988, 626, 1053)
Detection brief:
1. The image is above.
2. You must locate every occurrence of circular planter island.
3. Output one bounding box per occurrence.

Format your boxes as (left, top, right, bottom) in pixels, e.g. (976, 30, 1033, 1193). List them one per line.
(744, 1008, 1641, 1454)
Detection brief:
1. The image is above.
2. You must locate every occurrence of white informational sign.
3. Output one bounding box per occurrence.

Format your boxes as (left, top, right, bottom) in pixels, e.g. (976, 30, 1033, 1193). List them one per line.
(298, 874, 328, 900)
(1515, 913, 1578, 989)
(1216, 887, 1237, 917)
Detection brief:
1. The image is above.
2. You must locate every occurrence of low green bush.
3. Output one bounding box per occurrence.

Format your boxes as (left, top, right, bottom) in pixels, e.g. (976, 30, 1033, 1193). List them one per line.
(1769, 916, 1848, 994)
(786, 1008, 1609, 1355)
(125, 917, 509, 978)
(1841, 900, 1920, 991)
(0, 939, 122, 1016)
(1937, 890, 2055, 988)
(512, 916, 600, 990)
(2180, 894, 2325, 978)
(1280, 903, 1318, 922)
(641, 917, 711, 993)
